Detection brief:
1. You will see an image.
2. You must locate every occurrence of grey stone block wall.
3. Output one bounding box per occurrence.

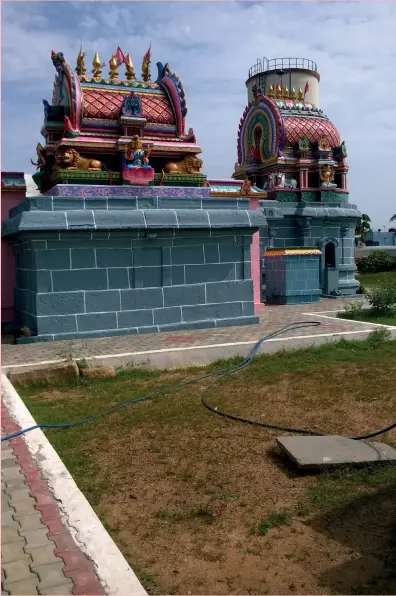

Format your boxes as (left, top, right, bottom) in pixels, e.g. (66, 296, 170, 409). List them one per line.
(265, 253, 321, 305)
(260, 208, 359, 298)
(13, 230, 257, 342)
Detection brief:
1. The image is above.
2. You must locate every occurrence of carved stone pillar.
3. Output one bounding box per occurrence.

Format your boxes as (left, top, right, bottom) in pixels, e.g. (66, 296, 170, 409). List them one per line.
(340, 225, 348, 265)
(268, 226, 278, 248)
(336, 162, 349, 190)
(296, 217, 312, 247)
(297, 159, 310, 189)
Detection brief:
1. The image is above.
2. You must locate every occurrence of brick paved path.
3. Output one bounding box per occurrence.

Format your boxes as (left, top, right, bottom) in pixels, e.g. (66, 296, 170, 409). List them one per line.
(1, 299, 372, 368)
(1, 402, 105, 595)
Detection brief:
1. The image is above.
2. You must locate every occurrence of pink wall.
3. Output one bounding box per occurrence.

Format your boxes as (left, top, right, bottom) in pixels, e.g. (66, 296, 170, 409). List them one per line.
(249, 196, 262, 305)
(1, 174, 26, 324)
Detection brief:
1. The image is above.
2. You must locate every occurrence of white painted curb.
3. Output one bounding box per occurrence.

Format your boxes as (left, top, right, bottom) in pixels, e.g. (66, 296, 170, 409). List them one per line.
(4, 324, 396, 374)
(1, 374, 147, 596)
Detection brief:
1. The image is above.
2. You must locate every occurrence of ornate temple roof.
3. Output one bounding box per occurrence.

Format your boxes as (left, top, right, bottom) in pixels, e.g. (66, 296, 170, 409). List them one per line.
(41, 50, 200, 155)
(282, 115, 340, 148)
(82, 87, 175, 124)
(235, 89, 343, 173)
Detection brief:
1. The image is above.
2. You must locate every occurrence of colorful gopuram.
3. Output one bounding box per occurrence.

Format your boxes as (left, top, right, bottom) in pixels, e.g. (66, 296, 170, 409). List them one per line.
(32, 48, 206, 192)
(2, 48, 265, 342)
(233, 57, 360, 303)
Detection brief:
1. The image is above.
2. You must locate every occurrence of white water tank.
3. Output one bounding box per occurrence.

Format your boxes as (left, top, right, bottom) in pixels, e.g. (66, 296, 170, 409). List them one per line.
(246, 57, 320, 109)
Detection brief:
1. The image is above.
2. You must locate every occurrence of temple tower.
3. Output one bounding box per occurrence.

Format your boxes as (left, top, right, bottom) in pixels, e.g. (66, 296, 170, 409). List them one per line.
(246, 57, 320, 108)
(233, 55, 360, 302)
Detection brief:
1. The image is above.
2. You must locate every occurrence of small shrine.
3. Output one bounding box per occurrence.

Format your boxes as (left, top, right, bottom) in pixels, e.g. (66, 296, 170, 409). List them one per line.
(32, 47, 207, 193)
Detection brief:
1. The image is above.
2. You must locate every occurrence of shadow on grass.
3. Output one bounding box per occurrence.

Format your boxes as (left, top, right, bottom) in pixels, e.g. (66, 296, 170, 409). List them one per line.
(307, 483, 396, 594)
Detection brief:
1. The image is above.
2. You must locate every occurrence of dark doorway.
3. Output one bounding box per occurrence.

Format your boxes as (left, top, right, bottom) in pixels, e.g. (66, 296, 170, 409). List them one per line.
(254, 126, 262, 150)
(325, 242, 336, 268)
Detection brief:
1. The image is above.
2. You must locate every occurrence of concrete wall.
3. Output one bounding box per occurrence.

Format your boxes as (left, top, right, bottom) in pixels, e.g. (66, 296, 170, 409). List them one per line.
(355, 246, 396, 259)
(13, 230, 257, 342)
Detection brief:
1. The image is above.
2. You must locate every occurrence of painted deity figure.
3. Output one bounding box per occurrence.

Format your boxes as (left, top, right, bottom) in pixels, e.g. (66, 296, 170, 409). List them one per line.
(240, 176, 252, 194)
(276, 173, 297, 188)
(125, 135, 151, 169)
(320, 164, 337, 188)
(265, 172, 297, 189)
(318, 137, 331, 151)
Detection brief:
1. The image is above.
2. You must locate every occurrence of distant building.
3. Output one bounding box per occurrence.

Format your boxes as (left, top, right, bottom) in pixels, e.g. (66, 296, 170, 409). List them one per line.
(365, 230, 396, 246)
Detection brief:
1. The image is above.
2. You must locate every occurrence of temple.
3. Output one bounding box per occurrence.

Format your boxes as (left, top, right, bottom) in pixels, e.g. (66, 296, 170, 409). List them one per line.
(2, 48, 265, 342)
(1, 51, 360, 343)
(233, 57, 359, 303)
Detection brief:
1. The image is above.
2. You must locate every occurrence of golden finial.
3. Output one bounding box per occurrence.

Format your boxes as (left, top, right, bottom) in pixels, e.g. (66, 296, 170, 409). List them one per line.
(141, 45, 151, 82)
(109, 53, 118, 79)
(268, 84, 275, 98)
(125, 53, 135, 81)
(291, 87, 297, 100)
(92, 52, 102, 78)
(276, 84, 283, 99)
(297, 88, 304, 101)
(283, 86, 289, 99)
(76, 49, 86, 76)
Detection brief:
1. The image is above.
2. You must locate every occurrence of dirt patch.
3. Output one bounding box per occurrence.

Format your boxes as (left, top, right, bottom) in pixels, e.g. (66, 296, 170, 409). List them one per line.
(23, 341, 396, 594)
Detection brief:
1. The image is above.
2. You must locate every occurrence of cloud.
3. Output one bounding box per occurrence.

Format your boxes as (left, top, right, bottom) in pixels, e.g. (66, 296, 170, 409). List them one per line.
(2, 1, 396, 227)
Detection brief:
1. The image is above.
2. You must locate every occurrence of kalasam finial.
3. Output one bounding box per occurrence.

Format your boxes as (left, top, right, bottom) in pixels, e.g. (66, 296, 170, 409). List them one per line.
(92, 51, 102, 78)
(125, 53, 135, 81)
(109, 53, 118, 79)
(76, 49, 86, 76)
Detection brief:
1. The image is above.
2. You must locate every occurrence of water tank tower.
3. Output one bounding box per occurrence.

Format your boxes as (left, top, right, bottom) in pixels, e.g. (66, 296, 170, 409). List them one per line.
(246, 57, 320, 109)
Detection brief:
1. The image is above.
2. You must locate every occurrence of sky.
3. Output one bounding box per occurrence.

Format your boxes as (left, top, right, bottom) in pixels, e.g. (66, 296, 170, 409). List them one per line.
(2, 1, 396, 229)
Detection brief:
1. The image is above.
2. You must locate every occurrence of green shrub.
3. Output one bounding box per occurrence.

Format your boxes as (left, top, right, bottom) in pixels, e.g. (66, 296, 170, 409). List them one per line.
(356, 284, 366, 295)
(356, 251, 396, 274)
(366, 327, 392, 347)
(338, 301, 364, 320)
(366, 279, 396, 315)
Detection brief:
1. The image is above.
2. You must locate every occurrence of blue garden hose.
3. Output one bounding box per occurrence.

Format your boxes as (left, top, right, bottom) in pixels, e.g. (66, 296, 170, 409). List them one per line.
(2, 321, 396, 442)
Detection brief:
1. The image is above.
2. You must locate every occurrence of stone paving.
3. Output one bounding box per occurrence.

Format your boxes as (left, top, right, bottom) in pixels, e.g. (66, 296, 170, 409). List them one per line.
(1, 401, 105, 595)
(1, 298, 374, 368)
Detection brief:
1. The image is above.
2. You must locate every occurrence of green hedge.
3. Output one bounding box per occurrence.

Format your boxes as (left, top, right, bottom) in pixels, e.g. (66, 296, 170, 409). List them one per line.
(356, 251, 396, 273)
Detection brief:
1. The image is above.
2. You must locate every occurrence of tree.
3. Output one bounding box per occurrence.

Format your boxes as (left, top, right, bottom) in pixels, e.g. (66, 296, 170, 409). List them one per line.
(389, 228, 396, 232)
(356, 213, 371, 241)
(391, 214, 396, 222)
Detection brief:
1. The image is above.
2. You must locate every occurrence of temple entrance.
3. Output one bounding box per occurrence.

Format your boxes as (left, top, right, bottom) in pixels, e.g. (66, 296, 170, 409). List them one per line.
(321, 239, 339, 295)
(254, 126, 262, 154)
(324, 242, 336, 268)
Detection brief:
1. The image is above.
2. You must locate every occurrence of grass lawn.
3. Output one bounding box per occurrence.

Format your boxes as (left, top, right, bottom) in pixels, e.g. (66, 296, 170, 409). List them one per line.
(340, 271, 396, 326)
(357, 271, 396, 288)
(20, 335, 396, 595)
(339, 311, 396, 326)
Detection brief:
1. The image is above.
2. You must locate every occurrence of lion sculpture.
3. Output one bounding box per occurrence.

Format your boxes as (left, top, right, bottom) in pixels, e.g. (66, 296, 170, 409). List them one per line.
(55, 148, 103, 171)
(162, 154, 203, 175)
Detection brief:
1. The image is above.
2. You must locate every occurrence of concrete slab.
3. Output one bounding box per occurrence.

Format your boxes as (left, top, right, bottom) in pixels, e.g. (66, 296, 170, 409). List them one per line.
(276, 435, 396, 470)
